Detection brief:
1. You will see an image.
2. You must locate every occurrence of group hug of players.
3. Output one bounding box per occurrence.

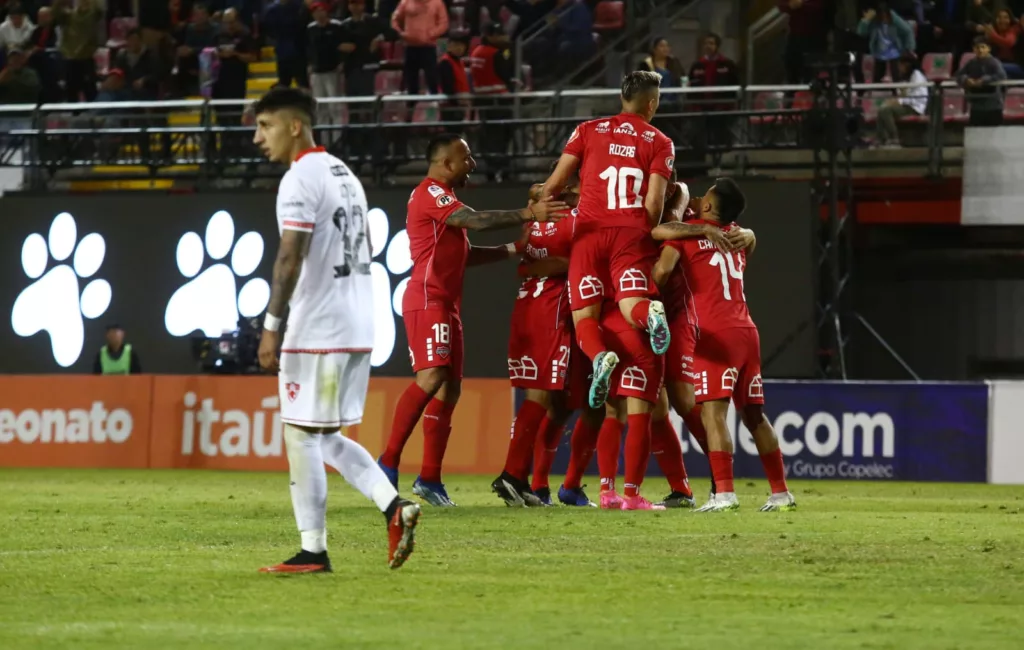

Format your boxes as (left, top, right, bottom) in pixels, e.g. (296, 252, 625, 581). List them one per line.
(377, 71, 796, 513)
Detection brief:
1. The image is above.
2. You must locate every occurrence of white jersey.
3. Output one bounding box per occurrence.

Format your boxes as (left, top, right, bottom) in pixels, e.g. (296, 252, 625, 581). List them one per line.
(276, 148, 374, 352)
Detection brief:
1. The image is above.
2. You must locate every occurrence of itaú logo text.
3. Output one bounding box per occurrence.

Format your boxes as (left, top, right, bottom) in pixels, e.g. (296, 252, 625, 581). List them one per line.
(180, 392, 283, 457)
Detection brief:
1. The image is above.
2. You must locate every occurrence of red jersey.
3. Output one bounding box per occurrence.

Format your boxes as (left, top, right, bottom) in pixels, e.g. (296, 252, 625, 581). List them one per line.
(659, 242, 695, 325)
(562, 114, 675, 235)
(516, 217, 573, 326)
(675, 219, 755, 331)
(403, 178, 468, 312)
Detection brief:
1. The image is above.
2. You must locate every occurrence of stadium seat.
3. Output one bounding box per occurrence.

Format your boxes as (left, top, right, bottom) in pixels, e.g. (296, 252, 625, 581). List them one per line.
(793, 90, 815, 110)
(106, 17, 137, 50)
(958, 52, 975, 70)
(1004, 88, 1024, 121)
(384, 41, 404, 67)
(375, 70, 402, 94)
(862, 55, 875, 83)
(922, 52, 953, 81)
(941, 89, 968, 122)
(593, 1, 625, 33)
(748, 91, 784, 125)
(860, 92, 890, 123)
(412, 101, 440, 123)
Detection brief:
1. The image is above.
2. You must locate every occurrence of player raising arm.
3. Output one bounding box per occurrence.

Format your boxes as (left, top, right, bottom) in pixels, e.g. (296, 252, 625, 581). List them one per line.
(252, 88, 420, 573)
(654, 178, 795, 513)
(542, 71, 676, 410)
(378, 134, 568, 507)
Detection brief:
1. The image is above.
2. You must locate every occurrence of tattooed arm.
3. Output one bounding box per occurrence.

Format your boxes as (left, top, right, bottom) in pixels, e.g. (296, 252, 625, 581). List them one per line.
(651, 221, 732, 252)
(467, 245, 516, 266)
(446, 197, 569, 231)
(265, 230, 312, 318)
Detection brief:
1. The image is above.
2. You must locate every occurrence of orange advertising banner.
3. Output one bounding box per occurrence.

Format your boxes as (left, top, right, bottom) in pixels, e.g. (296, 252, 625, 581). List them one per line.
(0, 376, 153, 468)
(1, 376, 513, 474)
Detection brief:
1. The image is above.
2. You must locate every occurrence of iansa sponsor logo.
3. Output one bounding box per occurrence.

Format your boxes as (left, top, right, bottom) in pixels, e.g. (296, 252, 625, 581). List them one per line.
(11, 213, 111, 367)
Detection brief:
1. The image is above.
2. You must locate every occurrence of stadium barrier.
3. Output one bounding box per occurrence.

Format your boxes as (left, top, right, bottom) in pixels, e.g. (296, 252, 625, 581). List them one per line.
(2, 376, 1018, 484)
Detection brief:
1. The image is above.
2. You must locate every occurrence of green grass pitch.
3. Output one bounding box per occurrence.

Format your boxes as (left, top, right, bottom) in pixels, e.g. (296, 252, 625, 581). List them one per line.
(0, 469, 1022, 650)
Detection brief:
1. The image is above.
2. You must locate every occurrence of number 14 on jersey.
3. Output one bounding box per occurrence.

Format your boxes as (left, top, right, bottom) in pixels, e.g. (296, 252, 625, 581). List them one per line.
(710, 251, 746, 301)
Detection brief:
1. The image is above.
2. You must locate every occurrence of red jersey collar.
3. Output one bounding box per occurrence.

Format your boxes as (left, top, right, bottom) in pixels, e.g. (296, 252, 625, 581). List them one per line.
(293, 146, 326, 163)
(425, 177, 453, 191)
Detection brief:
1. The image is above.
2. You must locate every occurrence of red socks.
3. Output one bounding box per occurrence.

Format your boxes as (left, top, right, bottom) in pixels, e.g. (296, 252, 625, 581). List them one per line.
(651, 417, 691, 497)
(575, 316, 606, 361)
(531, 416, 563, 491)
(502, 399, 546, 481)
(760, 448, 789, 494)
(629, 300, 651, 329)
(420, 399, 456, 483)
(623, 413, 652, 497)
(563, 416, 600, 490)
(596, 417, 624, 492)
(381, 383, 434, 468)
(708, 451, 735, 493)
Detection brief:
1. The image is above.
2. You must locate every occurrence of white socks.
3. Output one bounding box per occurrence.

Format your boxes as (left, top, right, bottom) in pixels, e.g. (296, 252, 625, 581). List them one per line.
(284, 425, 328, 553)
(321, 432, 399, 513)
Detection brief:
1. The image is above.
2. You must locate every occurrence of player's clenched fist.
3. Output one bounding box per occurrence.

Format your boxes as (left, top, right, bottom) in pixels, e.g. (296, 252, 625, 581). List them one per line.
(258, 329, 280, 373)
(530, 196, 572, 222)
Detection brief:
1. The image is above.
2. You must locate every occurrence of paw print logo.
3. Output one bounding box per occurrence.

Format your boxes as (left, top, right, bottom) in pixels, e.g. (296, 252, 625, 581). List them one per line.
(11, 213, 111, 367)
(164, 211, 270, 337)
(368, 207, 406, 367)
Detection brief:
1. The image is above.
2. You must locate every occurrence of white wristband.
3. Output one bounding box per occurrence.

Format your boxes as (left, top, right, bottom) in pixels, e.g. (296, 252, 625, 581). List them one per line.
(505, 242, 517, 255)
(263, 313, 282, 332)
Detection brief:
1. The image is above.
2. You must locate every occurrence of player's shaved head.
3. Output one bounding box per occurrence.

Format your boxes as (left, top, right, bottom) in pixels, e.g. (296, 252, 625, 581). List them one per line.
(426, 133, 466, 163)
(253, 87, 316, 125)
(710, 177, 746, 223)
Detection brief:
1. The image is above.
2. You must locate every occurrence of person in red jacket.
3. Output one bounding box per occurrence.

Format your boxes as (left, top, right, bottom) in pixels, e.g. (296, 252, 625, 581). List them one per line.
(438, 33, 470, 123)
(391, 0, 448, 94)
(470, 22, 514, 181)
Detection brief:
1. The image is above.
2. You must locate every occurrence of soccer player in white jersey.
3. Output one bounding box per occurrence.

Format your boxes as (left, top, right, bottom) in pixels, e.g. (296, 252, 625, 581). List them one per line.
(252, 88, 420, 573)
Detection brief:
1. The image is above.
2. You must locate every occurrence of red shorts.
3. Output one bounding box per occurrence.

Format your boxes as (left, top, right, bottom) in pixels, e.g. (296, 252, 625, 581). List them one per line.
(568, 228, 658, 309)
(693, 327, 764, 407)
(602, 307, 664, 404)
(665, 317, 697, 385)
(404, 303, 464, 380)
(508, 300, 573, 391)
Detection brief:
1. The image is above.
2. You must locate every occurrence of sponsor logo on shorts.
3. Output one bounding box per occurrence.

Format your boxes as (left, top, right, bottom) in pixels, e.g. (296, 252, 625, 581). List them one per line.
(436, 195, 455, 208)
(642, 130, 656, 143)
(620, 366, 648, 392)
(749, 374, 764, 399)
(619, 268, 649, 293)
(427, 185, 446, 197)
(722, 367, 739, 392)
(436, 345, 450, 359)
(285, 382, 300, 403)
(508, 356, 539, 381)
(614, 122, 636, 136)
(578, 275, 605, 300)
(694, 370, 708, 396)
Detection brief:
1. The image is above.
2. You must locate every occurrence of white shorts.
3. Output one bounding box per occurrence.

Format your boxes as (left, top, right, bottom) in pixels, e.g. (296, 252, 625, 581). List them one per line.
(278, 352, 371, 428)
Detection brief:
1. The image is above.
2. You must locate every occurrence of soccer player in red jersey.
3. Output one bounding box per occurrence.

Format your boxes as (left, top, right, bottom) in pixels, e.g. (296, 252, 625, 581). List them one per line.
(653, 178, 795, 512)
(377, 134, 568, 507)
(543, 71, 676, 410)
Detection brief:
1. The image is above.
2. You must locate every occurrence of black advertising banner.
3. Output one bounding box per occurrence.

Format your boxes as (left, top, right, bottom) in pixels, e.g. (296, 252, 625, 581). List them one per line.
(0, 182, 815, 377)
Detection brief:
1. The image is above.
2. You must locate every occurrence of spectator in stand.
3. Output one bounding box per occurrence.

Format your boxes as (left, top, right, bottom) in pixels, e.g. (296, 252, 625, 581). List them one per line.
(638, 37, 684, 110)
(966, 0, 998, 37)
(985, 9, 1024, 78)
(505, 0, 555, 39)
(116, 28, 162, 100)
(0, 4, 33, 53)
(213, 7, 256, 103)
(307, 1, 343, 132)
(551, 0, 593, 80)
(95, 67, 132, 101)
(54, 0, 103, 103)
(26, 6, 58, 101)
(778, 0, 828, 84)
(264, 0, 310, 89)
(391, 0, 447, 95)
(175, 2, 218, 97)
(209, 0, 261, 29)
(339, 0, 385, 97)
(874, 52, 927, 148)
(0, 46, 39, 103)
(687, 33, 739, 104)
(957, 36, 1007, 126)
(470, 22, 513, 181)
(438, 33, 469, 123)
(915, 0, 965, 55)
(856, 5, 916, 82)
(138, 0, 173, 55)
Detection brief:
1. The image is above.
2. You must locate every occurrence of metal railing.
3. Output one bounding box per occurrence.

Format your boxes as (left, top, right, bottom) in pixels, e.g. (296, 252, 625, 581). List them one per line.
(0, 80, 1014, 189)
